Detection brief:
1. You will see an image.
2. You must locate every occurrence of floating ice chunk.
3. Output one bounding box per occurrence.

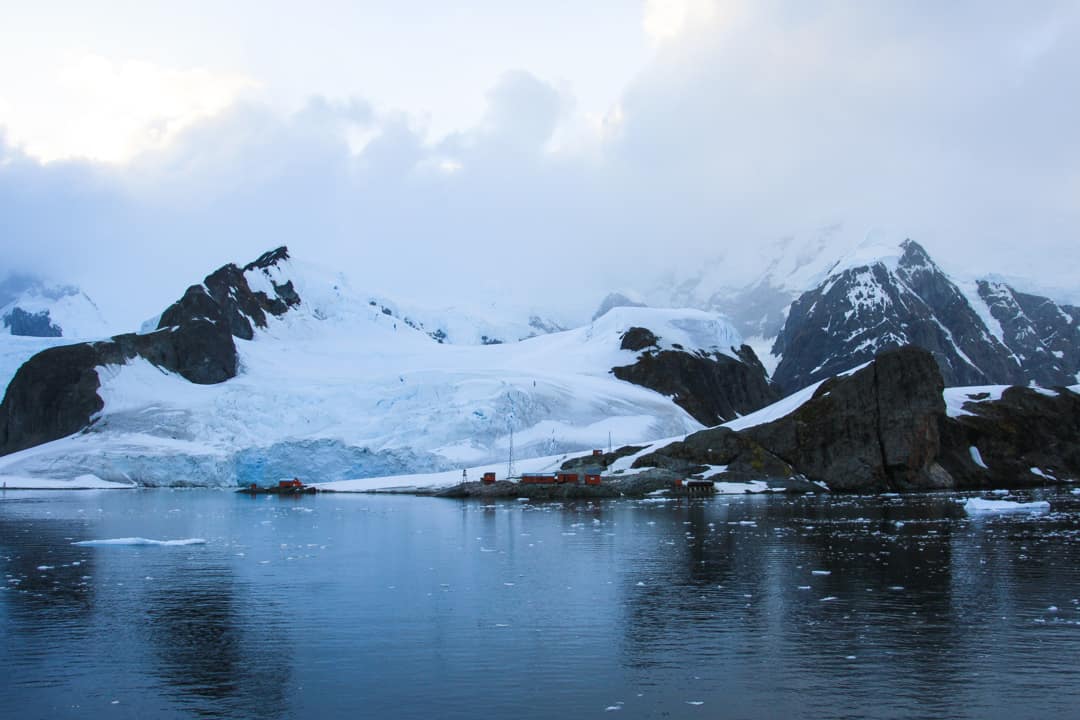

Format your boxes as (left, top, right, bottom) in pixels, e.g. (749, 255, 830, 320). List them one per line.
(812, 570, 831, 576)
(963, 498, 1050, 514)
(686, 701, 704, 706)
(820, 596, 839, 602)
(73, 537, 207, 546)
(797, 585, 811, 590)
(36, 565, 54, 571)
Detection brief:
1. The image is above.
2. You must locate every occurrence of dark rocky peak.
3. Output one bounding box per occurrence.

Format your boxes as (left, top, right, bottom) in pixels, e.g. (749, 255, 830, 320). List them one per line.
(897, 238, 934, 271)
(771, 240, 1026, 393)
(158, 245, 300, 341)
(245, 246, 291, 271)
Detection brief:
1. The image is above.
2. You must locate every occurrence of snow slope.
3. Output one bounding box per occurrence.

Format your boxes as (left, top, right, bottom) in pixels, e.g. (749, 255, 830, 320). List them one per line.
(0, 259, 736, 487)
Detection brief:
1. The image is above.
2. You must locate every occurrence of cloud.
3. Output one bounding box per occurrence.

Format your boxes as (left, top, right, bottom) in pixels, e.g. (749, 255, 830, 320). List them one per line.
(1, 53, 256, 164)
(2, 2, 1080, 330)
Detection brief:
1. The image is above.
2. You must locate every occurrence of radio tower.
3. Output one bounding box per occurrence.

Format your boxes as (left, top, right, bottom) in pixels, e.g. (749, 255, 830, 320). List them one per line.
(506, 395, 517, 478)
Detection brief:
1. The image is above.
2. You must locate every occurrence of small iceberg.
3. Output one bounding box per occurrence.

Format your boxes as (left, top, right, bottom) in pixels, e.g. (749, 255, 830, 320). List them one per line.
(963, 498, 1050, 514)
(72, 537, 207, 547)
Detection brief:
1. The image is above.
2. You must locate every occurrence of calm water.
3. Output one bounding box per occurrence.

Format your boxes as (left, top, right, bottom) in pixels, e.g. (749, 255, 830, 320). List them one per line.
(2, 488, 1079, 720)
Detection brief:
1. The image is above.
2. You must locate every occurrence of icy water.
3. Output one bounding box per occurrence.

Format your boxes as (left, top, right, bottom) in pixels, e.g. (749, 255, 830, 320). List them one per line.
(2, 490, 1080, 720)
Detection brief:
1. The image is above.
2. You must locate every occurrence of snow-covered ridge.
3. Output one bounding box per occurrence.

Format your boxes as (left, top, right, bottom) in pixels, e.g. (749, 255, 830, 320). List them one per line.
(1, 264, 744, 485)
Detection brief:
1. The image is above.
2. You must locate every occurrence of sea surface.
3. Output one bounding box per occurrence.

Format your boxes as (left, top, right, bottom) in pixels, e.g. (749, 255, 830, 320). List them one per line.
(2, 488, 1079, 719)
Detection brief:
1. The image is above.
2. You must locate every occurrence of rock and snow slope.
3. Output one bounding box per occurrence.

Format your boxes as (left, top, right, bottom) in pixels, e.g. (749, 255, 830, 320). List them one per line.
(662, 229, 1080, 391)
(0, 249, 772, 487)
(770, 239, 1080, 393)
(0, 274, 112, 338)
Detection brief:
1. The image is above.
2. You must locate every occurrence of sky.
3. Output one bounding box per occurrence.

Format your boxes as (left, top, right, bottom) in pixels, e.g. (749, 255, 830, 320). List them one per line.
(2, 0, 1079, 329)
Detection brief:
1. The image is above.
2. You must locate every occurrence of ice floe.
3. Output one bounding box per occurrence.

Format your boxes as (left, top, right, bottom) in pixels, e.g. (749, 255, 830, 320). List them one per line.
(963, 498, 1050, 514)
(72, 537, 207, 547)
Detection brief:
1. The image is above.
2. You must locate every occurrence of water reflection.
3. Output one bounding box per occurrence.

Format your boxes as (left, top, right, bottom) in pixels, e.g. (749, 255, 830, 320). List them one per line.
(2, 490, 1079, 720)
(0, 515, 96, 619)
(142, 561, 290, 718)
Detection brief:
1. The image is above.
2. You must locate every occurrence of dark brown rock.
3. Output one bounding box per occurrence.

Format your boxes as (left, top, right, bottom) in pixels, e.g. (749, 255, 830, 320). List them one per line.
(743, 346, 950, 491)
(619, 327, 659, 351)
(938, 386, 1080, 488)
(612, 345, 780, 426)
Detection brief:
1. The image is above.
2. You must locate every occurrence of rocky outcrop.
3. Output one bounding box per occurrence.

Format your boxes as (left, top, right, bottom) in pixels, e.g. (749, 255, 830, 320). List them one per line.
(612, 339, 780, 427)
(742, 346, 950, 491)
(0, 247, 300, 456)
(938, 386, 1080, 488)
(631, 344, 1080, 492)
(3, 307, 62, 337)
(631, 426, 794, 480)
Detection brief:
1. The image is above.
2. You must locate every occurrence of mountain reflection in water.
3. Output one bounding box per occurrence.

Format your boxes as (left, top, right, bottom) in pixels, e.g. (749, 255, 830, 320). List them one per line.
(1, 489, 1078, 719)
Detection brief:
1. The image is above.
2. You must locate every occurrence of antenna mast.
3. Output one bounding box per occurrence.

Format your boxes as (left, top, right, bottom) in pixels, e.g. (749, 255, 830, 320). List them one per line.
(507, 394, 517, 478)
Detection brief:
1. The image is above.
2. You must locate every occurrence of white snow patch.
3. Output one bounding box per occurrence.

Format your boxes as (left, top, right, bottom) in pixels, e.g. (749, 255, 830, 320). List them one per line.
(0, 473, 134, 490)
(969, 446, 988, 470)
(944, 385, 1008, 418)
(956, 279, 1008, 346)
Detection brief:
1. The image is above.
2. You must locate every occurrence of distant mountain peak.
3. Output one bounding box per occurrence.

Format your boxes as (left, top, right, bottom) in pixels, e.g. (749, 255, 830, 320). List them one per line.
(0, 273, 111, 339)
(592, 291, 647, 321)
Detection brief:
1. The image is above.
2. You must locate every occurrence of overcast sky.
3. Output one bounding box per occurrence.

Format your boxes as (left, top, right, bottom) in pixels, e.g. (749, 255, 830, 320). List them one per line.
(2, 0, 1078, 328)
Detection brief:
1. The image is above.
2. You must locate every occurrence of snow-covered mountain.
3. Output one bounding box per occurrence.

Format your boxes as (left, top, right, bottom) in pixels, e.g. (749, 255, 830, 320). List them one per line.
(0, 247, 773, 486)
(0, 274, 112, 339)
(651, 226, 1080, 392)
(771, 239, 1080, 392)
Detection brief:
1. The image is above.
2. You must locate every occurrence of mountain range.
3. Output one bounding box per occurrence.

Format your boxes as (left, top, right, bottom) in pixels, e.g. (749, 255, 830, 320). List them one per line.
(1, 234, 1078, 488)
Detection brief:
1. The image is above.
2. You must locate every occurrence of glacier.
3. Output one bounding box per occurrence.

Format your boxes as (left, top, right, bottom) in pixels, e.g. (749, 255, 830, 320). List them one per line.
(0, 257, 742, 487)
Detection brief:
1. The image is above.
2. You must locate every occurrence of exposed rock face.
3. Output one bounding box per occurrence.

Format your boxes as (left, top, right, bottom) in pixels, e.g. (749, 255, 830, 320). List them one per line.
(612, 340, 780, 427)
(619, 326, 659, 352)
(975, 281, 1080, 386)
(632, 344, 1080, 492)
(631, 426, 794, 479)
(743, 346, 950, 491)
(771, 239, 1080, 394)
(0, 247, 299, 456)
(3, 307, 62, 337)
(938, 386, 1080, 488)
(772, 240, 1024, 393)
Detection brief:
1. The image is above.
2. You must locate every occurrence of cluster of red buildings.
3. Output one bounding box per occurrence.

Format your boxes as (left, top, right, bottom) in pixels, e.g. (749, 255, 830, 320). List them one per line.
(520, 472, 602, 486)
(479, 470, 602, 486)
